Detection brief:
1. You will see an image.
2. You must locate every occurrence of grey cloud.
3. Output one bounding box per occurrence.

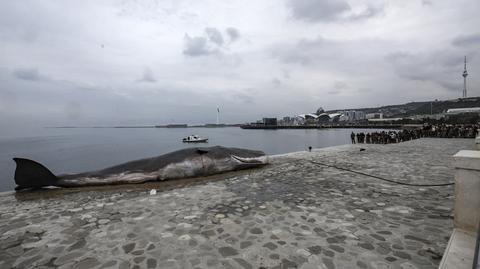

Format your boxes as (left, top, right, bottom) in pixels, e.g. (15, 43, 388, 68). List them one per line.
(452, 34, 480, 47)
(357, 87, 373, 93)
(287, 0, 350, 22)
(386, 51, 464, 91)
(327, 90, 341, 95)
(272, 36, 334, 65)
(226, 27, 240, 42)
(13, 68, 42, 81)
(233, 92, 255, 104)
(334, 81, 348, 90)
(328, 81, 348, 95)
(272, 35, 393, 79)
(183, 34, 216, 56)
(348, 5, 383, 21)
(205, 27, 224, 46)
(422, 0, 432, 6)
(138, 67, 156, 83)
(272, 78, 282, 86)
(183, 27, 240, 57)
(286, 0, 382, 23)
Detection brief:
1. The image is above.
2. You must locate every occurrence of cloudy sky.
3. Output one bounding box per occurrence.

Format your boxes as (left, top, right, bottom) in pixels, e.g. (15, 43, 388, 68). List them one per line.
(0, 0, 479, 127)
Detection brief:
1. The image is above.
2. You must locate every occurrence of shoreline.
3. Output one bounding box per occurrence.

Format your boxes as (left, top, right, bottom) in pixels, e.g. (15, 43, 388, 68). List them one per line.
(0, 143, 354, 196)
(0, 138, 473, 195)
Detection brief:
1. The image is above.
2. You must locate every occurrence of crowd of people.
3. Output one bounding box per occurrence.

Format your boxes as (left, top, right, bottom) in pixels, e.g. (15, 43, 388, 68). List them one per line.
(350, 124, 479, 144)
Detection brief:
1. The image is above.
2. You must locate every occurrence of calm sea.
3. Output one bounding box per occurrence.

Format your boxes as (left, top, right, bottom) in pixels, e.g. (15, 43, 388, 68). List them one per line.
(0, 127, 386, 192)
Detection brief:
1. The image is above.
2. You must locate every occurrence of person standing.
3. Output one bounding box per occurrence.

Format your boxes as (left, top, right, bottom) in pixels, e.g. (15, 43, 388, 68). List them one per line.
(351, 132, 356, 144)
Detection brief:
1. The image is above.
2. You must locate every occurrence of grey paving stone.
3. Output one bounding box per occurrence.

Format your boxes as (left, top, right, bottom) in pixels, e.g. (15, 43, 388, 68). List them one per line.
(329, 245, 345, 253)
(263, 242, 278, 250)
(358, 243, 375, 250)
(249, 227, 263, 234)
(394, 251, 412, 260)
(218, 246, 239, 257)
(54, 251, 85, 266)
(307, 245, 322, 255)
(100, 260, 117, 268)
(122, 242, 135, 254)
(234, 258, 253, 269)
(280, 259, 297, 269)
(73, 257, 100, 269)
(240, 241, 253, 249)
(322, 258, 335, 269)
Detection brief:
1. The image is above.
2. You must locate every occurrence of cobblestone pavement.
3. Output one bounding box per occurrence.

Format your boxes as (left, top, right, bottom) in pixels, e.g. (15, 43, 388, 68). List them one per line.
(0, 138, 476, 269)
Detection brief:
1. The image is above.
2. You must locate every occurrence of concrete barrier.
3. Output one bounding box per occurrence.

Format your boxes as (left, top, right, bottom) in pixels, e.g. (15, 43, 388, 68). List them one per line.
(439, 150, 480, 269)
(453, 150, 480, 232)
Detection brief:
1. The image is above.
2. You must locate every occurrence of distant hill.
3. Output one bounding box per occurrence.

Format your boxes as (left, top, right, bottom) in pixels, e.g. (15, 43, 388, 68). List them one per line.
(328, 97, 480, 118)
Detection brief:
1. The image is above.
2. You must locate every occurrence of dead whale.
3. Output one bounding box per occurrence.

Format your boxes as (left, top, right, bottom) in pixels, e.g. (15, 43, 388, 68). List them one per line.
(13, 146, 268, 191)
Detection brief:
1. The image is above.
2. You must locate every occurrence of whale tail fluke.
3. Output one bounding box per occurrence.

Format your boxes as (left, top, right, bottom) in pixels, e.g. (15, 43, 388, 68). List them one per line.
(13, 158, 58, 190)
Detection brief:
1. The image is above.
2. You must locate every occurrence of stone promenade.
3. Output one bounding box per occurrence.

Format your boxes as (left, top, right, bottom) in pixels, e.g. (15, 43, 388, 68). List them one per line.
(0, 138, 476, 269)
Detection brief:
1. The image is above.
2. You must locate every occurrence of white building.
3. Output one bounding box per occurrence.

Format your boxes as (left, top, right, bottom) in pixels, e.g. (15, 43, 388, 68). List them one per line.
(446, 107, 480, 115)
(366, 113, 383, 119)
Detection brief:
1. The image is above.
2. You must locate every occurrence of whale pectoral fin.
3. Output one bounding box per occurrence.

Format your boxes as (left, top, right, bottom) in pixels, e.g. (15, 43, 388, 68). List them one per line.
(231, 155, 268, 165)
(13, 158, 59, 190)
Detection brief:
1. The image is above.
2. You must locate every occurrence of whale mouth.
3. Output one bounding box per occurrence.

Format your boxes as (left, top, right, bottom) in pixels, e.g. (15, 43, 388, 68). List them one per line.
(231, 155, 268, 165)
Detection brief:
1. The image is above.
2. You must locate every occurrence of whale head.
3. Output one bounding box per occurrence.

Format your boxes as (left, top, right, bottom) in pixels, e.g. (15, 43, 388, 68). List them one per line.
(156, 146, 268, 180)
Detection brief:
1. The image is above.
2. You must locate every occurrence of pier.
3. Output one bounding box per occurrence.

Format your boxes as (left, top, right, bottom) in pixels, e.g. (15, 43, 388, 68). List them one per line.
(0, 138, 476, 268)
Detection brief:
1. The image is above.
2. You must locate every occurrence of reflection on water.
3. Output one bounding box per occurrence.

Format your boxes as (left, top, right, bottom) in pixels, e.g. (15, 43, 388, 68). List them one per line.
(0, 127, 387, 192)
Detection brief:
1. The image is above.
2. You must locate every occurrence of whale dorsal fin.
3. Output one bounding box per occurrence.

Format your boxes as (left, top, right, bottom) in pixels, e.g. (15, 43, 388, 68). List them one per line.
(13, 158, 58, 190)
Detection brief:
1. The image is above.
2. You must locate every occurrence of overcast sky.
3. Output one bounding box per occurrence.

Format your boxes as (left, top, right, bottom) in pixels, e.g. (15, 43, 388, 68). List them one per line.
(1, 0, 479, 127)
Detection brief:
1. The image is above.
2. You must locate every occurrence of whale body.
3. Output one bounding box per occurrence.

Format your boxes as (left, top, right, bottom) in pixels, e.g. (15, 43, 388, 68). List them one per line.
(13, 146, 268, 191)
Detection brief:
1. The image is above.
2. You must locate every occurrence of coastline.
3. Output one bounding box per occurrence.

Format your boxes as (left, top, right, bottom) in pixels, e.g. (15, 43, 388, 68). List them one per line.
(0, 143, 355, 196)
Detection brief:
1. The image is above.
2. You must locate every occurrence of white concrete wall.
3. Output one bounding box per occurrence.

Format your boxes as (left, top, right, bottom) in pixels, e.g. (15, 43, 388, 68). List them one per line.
(440, 150, 480, 269)
(453, 150, 480, 232)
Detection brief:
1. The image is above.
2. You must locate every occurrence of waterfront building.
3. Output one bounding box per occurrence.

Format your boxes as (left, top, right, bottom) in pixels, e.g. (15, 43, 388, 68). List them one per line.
(342, 110, 366, 121)
(315, 107, 325, 115)
(411, 113, 445, 120)
(345, 110, 356, 121)
(339, 114, 349, 122)
(317, 113, 331, 123)
(262, 117, 278, 126)
(296, 114, 319, 125)
(366, 112, 384, 119)
(281, 116, 295, 126)
(356, 111, 366, 120)
(367, 117, 402, 122)
(446, 107, 480, 115)
(328, 113, 342, 122)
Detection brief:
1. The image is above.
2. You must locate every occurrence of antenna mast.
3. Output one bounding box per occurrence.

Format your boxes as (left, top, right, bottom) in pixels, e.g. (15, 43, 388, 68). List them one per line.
(462, 56, 468, 98)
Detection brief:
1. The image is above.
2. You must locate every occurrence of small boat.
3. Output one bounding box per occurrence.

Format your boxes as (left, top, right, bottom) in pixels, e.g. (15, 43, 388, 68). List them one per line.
(182, 135, 208, 143)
